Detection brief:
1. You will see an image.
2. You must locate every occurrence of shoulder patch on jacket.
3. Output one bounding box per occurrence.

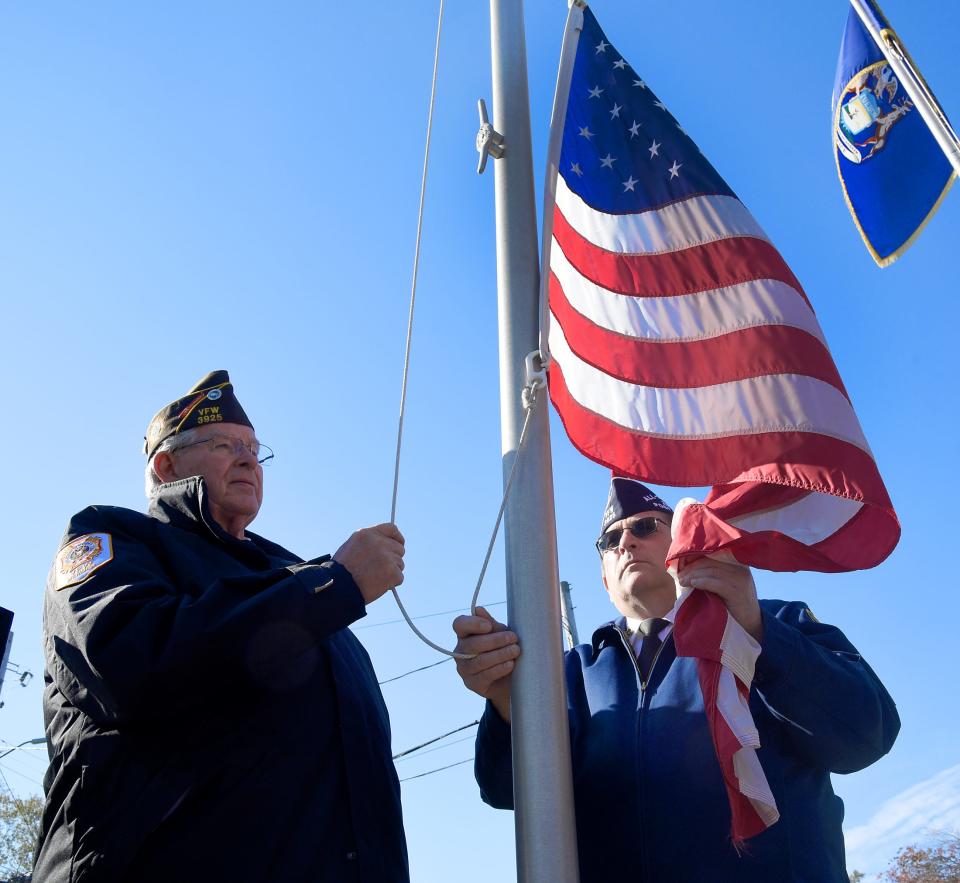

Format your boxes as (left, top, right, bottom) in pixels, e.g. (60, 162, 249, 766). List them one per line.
(55, 533, 113, 590)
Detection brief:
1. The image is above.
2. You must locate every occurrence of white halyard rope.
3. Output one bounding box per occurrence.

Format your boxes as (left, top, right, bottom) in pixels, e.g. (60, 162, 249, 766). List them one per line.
(468, 391, 539, 615)
(390, 0, 445, 529)
(389, 377, 541, 659)
(387, 0, 540, 659)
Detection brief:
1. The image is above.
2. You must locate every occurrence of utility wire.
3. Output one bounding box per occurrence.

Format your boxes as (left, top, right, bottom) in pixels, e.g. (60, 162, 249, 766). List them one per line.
(393, 721, 479, 760)
(355, 599, 505, 631)
(394, 733, 475, 763)
(378, 657, 451, 686)
(0, 736, 46, 788)
(0, 751, 44, 782)
(0, 760, 42, 788)
(0, 765, 36, 831)
(399, 757, 473, 782)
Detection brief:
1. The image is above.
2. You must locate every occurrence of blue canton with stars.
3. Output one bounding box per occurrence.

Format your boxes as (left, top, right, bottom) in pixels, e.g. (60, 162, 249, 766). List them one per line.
(561, 7, 735, 214)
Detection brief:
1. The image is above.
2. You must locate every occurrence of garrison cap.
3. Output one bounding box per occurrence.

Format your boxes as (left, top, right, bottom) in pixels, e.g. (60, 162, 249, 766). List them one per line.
(600, 477, 673, 536)
(143, 370, 253, 458)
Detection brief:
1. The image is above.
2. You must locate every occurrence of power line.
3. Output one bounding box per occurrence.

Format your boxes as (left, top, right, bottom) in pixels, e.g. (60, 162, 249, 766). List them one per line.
(393, 721, 479, 760)
(0, 764, 36, 830)
(0, 751, 44, 780)
(378, 657, 451, 685)
(355, 600, 506, 631)
(0, 737, 46, 763)
(394, 733, 475, 763)
(0, 760, 42, 788)
(0, 737, 46, 788)
(399, 757, 473, 782)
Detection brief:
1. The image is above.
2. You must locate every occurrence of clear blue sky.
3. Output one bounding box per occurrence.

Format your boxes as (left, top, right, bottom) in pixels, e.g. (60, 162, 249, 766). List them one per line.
(0, 2, 957, 880)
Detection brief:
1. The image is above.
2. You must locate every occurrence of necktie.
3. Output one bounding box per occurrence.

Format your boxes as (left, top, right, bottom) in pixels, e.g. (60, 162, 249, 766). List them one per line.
(637, 617, 670, 683)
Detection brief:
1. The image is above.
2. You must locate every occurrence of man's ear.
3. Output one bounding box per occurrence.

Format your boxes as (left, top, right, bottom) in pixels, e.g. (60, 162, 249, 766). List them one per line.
(153, 451, 179, 484)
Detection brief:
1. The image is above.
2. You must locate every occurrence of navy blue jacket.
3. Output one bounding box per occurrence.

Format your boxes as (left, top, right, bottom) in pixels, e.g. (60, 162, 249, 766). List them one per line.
(475, 600, 899, 882)
(35, 477, 408, 883)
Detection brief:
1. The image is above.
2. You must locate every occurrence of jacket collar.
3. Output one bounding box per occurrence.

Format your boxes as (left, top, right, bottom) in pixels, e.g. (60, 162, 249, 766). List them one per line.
(148, 476, 239, 545)
(147, 476, 298, 566)
(591, 616, 628, 652)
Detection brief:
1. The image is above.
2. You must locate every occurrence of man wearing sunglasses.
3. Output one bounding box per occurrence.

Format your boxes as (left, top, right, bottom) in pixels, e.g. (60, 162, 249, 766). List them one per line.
(453, 477, 898, 883)
(36, 370, 409, 883)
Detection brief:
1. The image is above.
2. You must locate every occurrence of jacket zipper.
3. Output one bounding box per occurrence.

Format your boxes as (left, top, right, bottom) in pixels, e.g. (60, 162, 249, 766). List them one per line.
(614, 624, 668, 691)
(613, 624, 655, 881)
(615, 625, 643, 685)
(614, 624, 673, 878)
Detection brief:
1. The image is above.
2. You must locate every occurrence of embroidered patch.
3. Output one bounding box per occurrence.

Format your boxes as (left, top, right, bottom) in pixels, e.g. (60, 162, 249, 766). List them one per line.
(55, 533, 113, 590)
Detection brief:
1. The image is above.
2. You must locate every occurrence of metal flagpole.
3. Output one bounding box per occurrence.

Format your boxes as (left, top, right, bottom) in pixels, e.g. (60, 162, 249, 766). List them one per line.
(486, 1, 579, 880)
(559, 581, 579, 650)
(850, 0, 960, 176)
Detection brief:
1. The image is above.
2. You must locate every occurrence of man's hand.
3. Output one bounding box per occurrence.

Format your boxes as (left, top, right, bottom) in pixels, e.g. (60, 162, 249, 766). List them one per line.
(333, 523, 405, 605)
(452, 607, 519, 723)
(676, 557, 763, 642)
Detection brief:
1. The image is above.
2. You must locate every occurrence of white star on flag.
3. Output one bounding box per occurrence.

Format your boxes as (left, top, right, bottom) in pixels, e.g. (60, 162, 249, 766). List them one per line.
(613, 58, 627, 69)
(588, 86, 603, 99)
(610, 103, 622, 119)
(648, 139, 661, 158)
(668, 160, 682, 179)
(628, 120, 641, 138)
(579, 126, 594, 140)
(595, 39, 608, 53)
(622, 175, 638, 191)
(599, 154, 616, 168)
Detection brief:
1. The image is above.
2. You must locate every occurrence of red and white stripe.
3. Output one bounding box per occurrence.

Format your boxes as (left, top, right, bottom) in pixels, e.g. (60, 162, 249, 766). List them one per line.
(546, 178, 898, 572)
(671, 583, 779, 843)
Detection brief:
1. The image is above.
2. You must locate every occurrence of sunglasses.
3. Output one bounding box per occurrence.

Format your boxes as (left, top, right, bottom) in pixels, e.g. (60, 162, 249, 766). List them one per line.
(595, 517, 669, 554)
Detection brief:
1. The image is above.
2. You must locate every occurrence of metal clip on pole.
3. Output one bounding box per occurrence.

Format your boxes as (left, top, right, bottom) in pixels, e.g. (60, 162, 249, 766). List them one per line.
(476, 98, 506, 174)
(522, 350, 548, 410)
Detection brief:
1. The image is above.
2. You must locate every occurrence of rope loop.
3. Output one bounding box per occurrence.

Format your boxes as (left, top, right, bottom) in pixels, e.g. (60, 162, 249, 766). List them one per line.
(521, 379, 540, 411)
(387, 375, 540, 660)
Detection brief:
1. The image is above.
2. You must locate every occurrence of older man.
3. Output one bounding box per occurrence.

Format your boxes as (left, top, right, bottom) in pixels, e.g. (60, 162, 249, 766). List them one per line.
(453, 477, 900, 883)
(35, 370, 409, 883)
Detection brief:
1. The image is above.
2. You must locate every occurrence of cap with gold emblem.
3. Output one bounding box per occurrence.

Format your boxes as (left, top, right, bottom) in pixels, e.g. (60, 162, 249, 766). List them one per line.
(143, 370, 253, 459)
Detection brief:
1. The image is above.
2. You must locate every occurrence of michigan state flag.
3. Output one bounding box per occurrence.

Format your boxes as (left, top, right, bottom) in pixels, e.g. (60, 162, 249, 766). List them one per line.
(833, 2, 954, 266)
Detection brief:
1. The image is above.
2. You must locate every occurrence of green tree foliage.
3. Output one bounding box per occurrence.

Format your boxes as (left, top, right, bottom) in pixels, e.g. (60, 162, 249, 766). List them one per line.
(0, 792, 41, 881)
(880, 833, 960, 883)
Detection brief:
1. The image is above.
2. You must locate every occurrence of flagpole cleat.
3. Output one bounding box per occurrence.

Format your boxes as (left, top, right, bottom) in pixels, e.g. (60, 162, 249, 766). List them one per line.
(476, 98, 505, 174)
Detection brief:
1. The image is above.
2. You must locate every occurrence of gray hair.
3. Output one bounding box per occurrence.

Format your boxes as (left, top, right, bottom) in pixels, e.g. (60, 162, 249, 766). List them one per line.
(144, 426, 205, 497)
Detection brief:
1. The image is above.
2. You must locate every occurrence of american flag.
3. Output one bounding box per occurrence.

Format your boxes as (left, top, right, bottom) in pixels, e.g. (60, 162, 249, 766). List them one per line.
(542, 4, 899, 842)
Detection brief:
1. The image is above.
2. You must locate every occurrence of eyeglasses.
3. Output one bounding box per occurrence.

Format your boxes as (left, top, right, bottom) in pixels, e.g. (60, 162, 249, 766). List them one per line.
(172, 434, 274, 465)
(595, 517, 669, 554)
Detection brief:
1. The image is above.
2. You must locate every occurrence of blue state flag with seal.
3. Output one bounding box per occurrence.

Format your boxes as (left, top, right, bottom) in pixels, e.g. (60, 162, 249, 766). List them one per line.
(833, 2, 955, 266)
